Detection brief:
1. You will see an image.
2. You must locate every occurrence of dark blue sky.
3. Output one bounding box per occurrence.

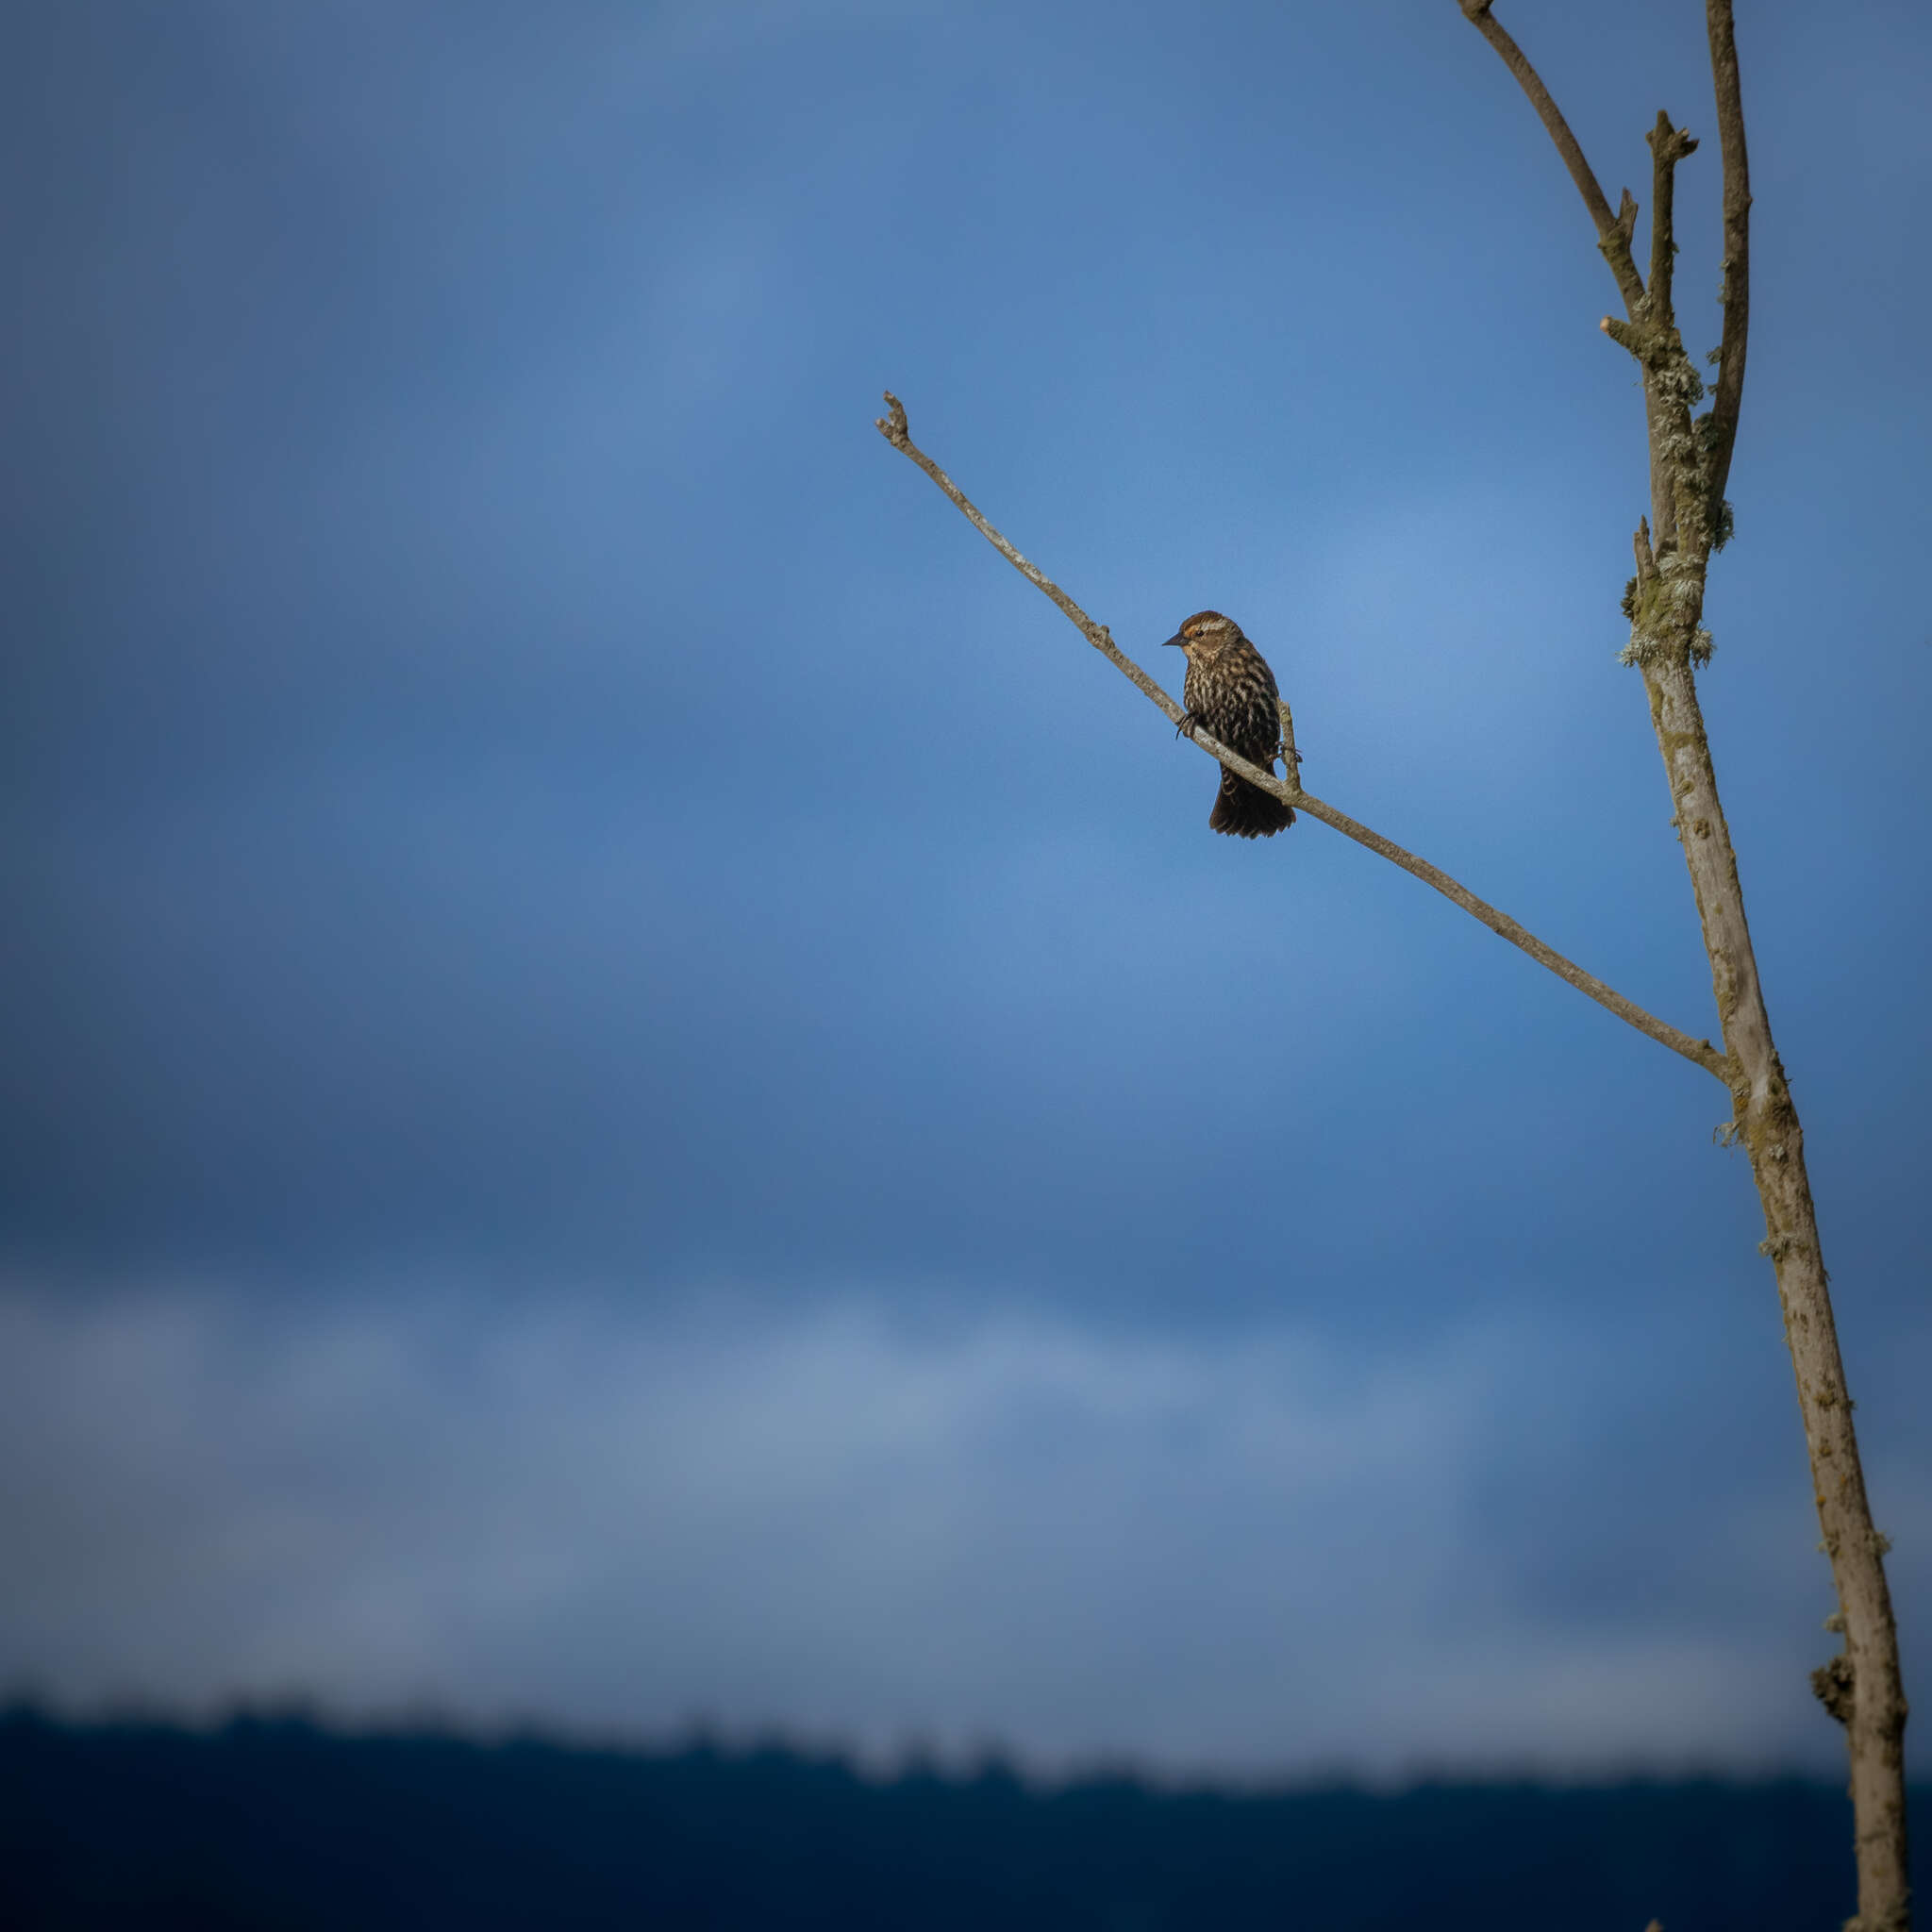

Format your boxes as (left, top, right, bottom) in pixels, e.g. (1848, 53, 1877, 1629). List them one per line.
(3, 0, 1928, 1778)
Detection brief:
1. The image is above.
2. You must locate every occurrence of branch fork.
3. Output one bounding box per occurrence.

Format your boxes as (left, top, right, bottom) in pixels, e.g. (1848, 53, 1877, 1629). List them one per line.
(874, 391, 1729, 1084)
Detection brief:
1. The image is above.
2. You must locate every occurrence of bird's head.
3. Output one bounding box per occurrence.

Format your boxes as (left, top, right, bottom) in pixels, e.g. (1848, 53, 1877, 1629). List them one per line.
(1160, 610, 1242, 661)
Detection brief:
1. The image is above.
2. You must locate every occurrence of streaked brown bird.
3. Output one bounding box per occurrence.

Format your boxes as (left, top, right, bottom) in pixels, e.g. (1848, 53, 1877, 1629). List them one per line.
(1161, 610, 1295, 838)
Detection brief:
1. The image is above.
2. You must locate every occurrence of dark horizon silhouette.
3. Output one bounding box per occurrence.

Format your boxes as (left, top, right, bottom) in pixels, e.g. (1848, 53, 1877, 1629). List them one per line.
(8, 1704, 1929, 1930)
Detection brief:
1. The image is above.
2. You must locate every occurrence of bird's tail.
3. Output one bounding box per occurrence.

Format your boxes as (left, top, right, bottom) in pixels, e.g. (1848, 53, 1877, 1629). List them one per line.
(1210, 767, 1294, 839)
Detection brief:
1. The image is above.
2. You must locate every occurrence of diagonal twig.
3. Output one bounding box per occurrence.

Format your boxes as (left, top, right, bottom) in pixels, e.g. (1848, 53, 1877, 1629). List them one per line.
(1457, 2, 1645, 314)
(874, 391, 1731, 1084)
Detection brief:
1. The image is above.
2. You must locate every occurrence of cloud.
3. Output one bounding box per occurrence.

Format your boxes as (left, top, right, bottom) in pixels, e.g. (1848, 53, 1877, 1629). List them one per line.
(2, 0, 1926, 1803)
(3, 1277, 1909, 1781)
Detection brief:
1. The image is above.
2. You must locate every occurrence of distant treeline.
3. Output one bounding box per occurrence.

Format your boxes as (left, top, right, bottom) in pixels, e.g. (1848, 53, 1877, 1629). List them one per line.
(4, 1706, 1924, 1929)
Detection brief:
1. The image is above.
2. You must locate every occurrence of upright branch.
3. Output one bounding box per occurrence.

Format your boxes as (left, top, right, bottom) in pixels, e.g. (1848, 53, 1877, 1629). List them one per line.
(1644, 110, 1697, 327)
(874, 392, 1729, 1083)
(1703, 0, 1752, 502)
(1616, 108, 1704, 559)
(1461, 7, 1909, 1928)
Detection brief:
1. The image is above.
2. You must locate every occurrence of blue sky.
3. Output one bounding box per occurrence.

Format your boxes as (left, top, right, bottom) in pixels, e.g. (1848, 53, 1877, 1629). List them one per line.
(2, 0, 1928, 1779)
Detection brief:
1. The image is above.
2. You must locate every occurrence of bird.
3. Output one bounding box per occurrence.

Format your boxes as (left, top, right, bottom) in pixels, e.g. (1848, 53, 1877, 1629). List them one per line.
(1161, 610, 1295, 838)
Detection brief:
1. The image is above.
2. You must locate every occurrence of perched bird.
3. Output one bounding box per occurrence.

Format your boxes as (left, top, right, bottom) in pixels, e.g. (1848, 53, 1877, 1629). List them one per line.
(1161, 610, 1295, 838)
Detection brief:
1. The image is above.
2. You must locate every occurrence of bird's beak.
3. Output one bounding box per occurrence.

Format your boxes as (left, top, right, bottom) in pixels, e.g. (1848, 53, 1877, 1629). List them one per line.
(1160, 632, 1188, 650)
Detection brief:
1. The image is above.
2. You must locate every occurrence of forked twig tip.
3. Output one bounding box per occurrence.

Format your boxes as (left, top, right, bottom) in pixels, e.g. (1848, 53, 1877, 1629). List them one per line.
(874, 391, 909, 447)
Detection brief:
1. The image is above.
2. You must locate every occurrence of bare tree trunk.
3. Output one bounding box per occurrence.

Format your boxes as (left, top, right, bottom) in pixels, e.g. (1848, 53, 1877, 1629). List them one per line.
(1463, 6, 1908, 1923)
(877, 5, 1911, 1921)
(1649, 641, 1909, 1925)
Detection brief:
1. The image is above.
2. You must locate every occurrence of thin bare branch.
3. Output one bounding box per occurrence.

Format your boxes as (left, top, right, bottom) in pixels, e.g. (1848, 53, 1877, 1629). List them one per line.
(873, 392, 1176, 719)
(1472, 10, 1908, 1915)
(1275, 696, 1303, 785)
(1457, 2, 1646, 314)
(1703, 0, 1752, 504)
(874, 392, 1731, 1085)
(1644, 110, 1699, 324)
(1292, 787, 1729, 1079)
